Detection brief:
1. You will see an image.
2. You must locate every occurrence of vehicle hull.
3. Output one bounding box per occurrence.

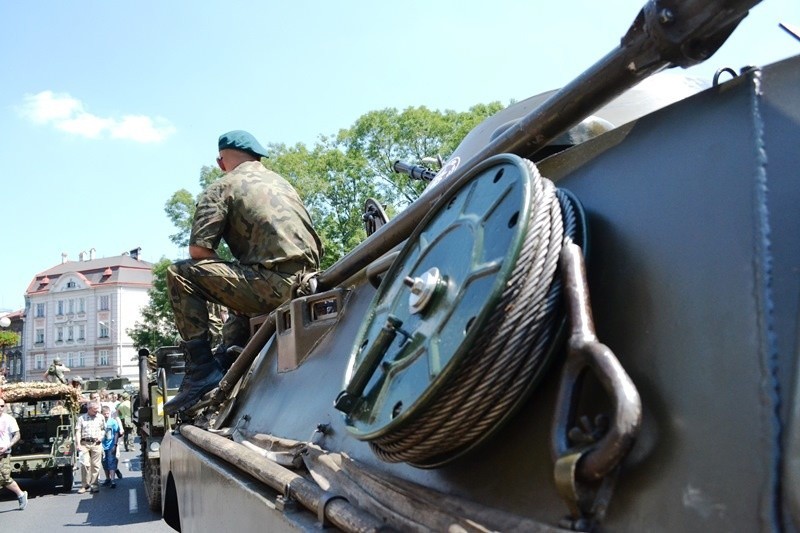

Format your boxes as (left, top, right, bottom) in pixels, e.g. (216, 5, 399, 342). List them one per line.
(161, 55, 800, 532)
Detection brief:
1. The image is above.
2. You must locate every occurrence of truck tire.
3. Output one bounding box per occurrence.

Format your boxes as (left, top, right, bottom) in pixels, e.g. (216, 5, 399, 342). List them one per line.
(61, 465, 74, 493)
(143, 454, 162, 512)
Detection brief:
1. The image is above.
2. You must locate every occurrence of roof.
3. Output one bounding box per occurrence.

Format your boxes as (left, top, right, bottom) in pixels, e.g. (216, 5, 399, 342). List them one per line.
(25, 254, 154, 295)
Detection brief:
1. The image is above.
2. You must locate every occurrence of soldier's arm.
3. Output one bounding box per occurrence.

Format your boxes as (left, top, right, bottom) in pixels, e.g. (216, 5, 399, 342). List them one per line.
(189, 245, 218, 260)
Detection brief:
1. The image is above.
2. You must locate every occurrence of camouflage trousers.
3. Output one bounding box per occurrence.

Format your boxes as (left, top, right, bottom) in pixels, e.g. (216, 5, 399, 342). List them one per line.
(0, 455, 14, 487)
(166, 259, 295, 346)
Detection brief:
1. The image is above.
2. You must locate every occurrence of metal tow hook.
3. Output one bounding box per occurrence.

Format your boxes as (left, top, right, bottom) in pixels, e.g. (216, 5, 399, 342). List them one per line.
(551, 240, 642, 529)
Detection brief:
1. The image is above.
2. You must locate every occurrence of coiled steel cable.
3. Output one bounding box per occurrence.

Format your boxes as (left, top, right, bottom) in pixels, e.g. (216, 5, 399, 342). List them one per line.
(369, 159, 577, 465)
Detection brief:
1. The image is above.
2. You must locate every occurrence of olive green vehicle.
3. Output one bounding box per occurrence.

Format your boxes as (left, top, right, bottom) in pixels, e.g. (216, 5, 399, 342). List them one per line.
(150, 1, 799, 531)
(133, 347, 183, 511)
(4, 384, 78, 493)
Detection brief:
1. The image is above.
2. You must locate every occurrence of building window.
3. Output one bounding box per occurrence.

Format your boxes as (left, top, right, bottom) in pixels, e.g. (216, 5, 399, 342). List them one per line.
(99, 295, 110, 311)
(67, 352, 75, 367)
(57, 300, 64, 315)
(99, 322, 109, 338)
(35, 354, 44, 370)
(67, 326, 74, 341)
(35, 328, 45, 344)
(35, 303, 45, 318)
(66, 281, 76, 289)
(98, 350, 110, 366)
(78, 298, 85, 313)
(56, 327, 64, 342)
(15, 359, 20, 375)
(68, 299, 75, 314)
(78, 351, 86, 367)
(78, 325, 85, 340)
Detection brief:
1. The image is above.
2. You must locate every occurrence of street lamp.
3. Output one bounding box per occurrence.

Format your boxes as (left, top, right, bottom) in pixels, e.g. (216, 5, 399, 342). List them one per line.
(0, 316, 10, 328)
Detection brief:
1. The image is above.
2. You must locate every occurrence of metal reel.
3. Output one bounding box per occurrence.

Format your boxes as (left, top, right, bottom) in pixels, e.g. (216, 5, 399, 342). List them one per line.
(337, 154, 564, 467)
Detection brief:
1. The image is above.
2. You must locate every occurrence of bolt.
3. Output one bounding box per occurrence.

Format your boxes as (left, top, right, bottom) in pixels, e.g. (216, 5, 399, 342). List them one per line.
(658, 8, 674, 24)
(403, 276, 422, 295)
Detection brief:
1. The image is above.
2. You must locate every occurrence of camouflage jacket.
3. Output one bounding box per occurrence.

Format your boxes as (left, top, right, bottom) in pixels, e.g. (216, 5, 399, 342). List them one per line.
(190, 161, 322, 270)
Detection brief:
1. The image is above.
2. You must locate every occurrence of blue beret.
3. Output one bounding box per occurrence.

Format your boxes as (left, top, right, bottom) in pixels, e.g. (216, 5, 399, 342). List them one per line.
(218, 130, 269, 158)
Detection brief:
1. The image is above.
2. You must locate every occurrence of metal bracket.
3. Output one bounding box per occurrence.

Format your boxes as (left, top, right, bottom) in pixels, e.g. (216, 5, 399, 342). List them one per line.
(317, 491, 347, 528)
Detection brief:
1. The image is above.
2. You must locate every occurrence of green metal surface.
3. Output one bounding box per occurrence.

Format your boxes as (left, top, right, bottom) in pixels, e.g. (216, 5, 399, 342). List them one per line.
(344, 155, 533, 439)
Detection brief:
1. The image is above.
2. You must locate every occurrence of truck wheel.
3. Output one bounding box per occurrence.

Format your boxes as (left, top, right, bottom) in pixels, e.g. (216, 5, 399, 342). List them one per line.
(143, 454, 162, 512)
(61, 465, 74, 493)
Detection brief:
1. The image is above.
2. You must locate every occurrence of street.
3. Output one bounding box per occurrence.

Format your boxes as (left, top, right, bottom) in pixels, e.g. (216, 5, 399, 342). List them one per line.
(0, 443, 174, 532)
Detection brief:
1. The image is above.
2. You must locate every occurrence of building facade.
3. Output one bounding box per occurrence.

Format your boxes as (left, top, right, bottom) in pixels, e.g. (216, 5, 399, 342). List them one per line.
(22, 250, 153, 382)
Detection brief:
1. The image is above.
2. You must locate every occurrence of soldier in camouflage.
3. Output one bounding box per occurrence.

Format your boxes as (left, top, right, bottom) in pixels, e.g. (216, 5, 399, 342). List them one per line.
(163, 130, 322, 416)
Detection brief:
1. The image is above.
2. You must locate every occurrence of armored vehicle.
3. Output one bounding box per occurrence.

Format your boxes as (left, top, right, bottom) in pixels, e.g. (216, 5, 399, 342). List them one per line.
(151, 0, 799, 531)
(2, 382, 80, 493)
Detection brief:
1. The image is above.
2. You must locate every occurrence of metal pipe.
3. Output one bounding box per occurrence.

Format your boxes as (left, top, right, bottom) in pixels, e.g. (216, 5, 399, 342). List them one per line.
(180, 425, 387, 532)
(137, 349, 150, 407)
(213, 314, 277, 403)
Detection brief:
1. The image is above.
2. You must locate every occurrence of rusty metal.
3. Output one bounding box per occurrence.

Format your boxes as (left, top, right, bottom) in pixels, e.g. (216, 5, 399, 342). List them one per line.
(551, 240, 642, 519)
(179, 425, 387, 532)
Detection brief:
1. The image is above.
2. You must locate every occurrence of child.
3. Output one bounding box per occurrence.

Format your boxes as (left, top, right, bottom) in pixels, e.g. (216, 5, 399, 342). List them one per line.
(100, 405, 123, 488)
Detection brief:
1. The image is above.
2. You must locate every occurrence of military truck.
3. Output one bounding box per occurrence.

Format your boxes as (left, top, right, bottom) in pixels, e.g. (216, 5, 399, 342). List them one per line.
(2, 382, 80, 493)
(82, 378, 108, 395)
(134, 347, 183, 511)
(105, 377, 132, 397)
(151, 0, 799, 531)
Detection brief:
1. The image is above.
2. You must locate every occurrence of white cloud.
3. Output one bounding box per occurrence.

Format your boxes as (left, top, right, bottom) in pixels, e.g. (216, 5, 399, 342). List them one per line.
(17, 90, 175, 143)
(19, 91, 82, 123)
(58, 113, 113, 139)
(111, 115, 176, 143)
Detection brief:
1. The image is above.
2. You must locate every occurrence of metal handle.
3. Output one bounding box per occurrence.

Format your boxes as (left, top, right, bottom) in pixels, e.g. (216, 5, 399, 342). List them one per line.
(334, 315, 403, 414)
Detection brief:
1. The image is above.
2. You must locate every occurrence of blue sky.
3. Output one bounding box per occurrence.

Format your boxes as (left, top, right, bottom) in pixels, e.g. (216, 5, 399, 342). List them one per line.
(0, 0, 797, 311)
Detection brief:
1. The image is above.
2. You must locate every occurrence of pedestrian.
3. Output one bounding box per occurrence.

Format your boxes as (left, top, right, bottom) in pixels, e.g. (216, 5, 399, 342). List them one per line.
(75, 401, 105, 493)
(43, 356, 70, 384)
(116, 392, 135, 452)
(99, 405, 122, 488)
(164, 130, 323, 416)
(0, 399, 27, 509)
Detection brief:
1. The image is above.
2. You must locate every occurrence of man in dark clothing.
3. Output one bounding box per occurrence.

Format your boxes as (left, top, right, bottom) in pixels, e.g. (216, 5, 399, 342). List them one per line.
(164, 130, 322, 416)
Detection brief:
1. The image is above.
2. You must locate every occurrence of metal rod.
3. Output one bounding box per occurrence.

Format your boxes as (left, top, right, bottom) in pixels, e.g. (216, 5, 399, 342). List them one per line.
(180, 425, 387, 532)
(213, 314, 277, 404)
(316, 0, 759, 292)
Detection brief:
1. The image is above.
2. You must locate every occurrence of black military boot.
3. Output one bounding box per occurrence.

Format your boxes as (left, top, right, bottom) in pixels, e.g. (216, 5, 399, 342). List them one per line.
(213, 343, 244, 372)
(163, 338, 224, 416)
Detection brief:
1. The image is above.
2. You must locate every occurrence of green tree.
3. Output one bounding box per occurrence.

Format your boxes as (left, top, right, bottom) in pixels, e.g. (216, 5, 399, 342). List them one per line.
(127, 258, 179, 350)
(0, 330, 20, 369)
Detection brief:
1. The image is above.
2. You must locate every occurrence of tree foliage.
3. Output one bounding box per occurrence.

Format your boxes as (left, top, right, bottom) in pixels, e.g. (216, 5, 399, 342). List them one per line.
(127, 258, 179, 350)
(0, 330, 20, 368)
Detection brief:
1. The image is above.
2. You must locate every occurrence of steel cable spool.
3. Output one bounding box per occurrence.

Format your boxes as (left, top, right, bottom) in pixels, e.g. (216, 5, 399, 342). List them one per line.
(336, 154, 585, 467)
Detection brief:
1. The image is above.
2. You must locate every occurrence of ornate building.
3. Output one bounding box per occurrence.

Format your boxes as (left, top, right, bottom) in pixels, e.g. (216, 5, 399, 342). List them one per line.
(22, 249, 153, 382)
